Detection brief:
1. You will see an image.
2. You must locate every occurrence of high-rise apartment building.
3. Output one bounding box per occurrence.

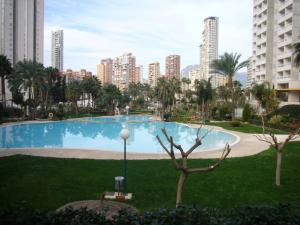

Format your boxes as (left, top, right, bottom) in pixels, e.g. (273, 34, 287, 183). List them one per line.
(246, 57, 253, 88)
(112, 53, 136, 90)
(0, 0, 44, 65)
(148, 62, 160, 87)
(65, 69, 92, 82)
(133, 65, 143, 84)
(97, 58, 113, 84)
(51, 30, 64, 71)
(251, 0, 300, 104)
(200, 17, 219, 88)
(188, 68, 205, 90)
(165, 55, 180, 79)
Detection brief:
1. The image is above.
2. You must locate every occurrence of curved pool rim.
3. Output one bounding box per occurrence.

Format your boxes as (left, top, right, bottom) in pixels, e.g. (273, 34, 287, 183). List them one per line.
(0, 117, 241, 154)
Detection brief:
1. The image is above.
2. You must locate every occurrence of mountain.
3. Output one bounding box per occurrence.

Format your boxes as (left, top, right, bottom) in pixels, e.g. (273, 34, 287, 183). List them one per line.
(235, 72, 247, 87)
(181, 65, 200, 77)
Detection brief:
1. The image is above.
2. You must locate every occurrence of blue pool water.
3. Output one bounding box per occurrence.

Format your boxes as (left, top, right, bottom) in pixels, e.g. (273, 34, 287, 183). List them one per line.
(0, 115, 237, 153)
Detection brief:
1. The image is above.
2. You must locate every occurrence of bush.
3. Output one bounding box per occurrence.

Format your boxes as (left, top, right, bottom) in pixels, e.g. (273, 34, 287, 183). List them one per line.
(269, 115, 283, 125)
(271, 105, 300, 123)
(230, 120, 241, 127)
(0, 204, 299, 225)
(242, 103, 252, 122)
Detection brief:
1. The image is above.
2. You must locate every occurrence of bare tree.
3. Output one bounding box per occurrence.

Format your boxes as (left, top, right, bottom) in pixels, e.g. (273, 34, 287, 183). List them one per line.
(255, 118, 300, 186)
(156, 127, 231, 207)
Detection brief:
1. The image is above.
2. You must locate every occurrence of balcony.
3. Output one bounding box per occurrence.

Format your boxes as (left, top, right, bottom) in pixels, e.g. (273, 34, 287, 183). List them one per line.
(276, 63, 291, 72)
(277, 37, 292, 48)
(256, 26, 267, 35)
(277, 50, 293, 60)
(277, 23, 293, 36)
(276, 76, 291, 83)
(277, 12, 293, 24)
(255, 69, 266, 76)
(278, 0, 293, 13)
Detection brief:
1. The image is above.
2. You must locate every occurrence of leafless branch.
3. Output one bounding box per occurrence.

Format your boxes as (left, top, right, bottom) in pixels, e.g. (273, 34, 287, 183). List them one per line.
(187, 144, 231, 173)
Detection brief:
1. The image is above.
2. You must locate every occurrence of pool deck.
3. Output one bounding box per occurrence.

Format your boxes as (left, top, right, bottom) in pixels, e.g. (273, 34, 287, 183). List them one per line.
(0, 121, 299, 160)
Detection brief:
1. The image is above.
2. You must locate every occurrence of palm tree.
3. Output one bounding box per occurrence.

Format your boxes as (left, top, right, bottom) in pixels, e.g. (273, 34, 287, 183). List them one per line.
(155, 78, 175, 119)
(212, 52, 248, 119)
(0, 55, 13, 107)
(10, 60, 44, 118)
(66, 80, 82, 114)
(293, 42, 300, 67)
(170, 77, 181, 107)
(195, 79, 213, 120)
(251, 82, 279, 114)
(44, 67, 60, 110)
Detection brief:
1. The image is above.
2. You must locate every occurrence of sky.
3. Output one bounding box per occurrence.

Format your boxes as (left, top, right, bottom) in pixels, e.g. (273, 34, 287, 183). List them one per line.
(44, 0, 253, 78)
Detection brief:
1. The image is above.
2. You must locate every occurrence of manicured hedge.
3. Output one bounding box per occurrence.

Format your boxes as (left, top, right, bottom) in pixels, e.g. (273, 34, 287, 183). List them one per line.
(271, 104, 300, 122)
(0, 203, 299, 225)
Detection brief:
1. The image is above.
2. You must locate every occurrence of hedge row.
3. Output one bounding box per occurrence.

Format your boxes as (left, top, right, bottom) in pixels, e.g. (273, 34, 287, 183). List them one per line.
(0, 203, 299, 225)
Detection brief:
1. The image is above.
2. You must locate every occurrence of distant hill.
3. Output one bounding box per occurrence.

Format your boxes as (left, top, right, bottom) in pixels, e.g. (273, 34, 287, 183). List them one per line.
(181, 65, 199, 77)
(235, 72, 247, 87)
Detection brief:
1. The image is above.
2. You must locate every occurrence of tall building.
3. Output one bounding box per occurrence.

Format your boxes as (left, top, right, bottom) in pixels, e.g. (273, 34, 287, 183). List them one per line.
(51, 30, 64, 71)
(246, 57, 253, 88)
(65, 69, 92, 82)
(188, 68, 205, 90)
(112, 53, 136, 90)
(133, 65, 143, 83)
(165, 55, 180, 79)
(251, 0, 300, 104)
(200, 17, 219, 88)
(97, 58, 113, 84)
(0, 0, 44, 65)
(148, 62, 160, 87)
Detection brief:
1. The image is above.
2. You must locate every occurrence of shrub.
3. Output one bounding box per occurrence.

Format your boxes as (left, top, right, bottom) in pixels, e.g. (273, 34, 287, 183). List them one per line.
(0, 204, 299, 225)
(271, 105, 300, 122)
(269, 115, 283, 125)
(230, 120, 241, 127)
(242, 103, 252, 122)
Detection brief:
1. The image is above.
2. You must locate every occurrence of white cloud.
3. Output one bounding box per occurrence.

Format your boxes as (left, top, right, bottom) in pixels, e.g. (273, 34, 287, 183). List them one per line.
(44, 0, 253, 76)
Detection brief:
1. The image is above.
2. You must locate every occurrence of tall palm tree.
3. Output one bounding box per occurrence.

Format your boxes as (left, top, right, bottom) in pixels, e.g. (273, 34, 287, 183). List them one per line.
(0, 55, 13, 107)
(10, 60, 44, 118)
(66, 80, 82, 115)
(293, 42, 300, 67)
(156, 78, 175, 118)
(195, 79, 213, 120)
(212, 52, 248, 119)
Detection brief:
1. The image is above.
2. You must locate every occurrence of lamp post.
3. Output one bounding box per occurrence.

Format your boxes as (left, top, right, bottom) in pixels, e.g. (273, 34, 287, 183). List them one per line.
(120, 128, 130, 193)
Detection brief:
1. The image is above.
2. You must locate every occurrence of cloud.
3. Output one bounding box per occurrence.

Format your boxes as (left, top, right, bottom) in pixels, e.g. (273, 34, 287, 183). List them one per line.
(44, 0, 253, 77)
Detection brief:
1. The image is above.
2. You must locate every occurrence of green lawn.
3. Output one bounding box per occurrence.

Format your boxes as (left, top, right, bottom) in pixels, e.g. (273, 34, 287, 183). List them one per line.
(206, 121, 287, 134)
(0, 142, 299, 212)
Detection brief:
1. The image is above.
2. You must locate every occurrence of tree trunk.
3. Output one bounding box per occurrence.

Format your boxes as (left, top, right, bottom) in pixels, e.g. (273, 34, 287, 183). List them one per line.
(276, 150, 282, 186)
(1, 76, 6, 107)
(229, 75, 235, 120)
(176, 172, 187, 207)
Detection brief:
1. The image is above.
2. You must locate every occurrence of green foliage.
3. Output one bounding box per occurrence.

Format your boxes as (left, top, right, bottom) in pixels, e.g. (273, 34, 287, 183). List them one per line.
(0, 204, 299, 225)
(251, 82, 279, 113)
(293, 42, 300, 67)
(271, 104, 300, 123)
(54, 103, 65, 120)
(269, 115, 283, 125)
(242, 103, 252, 122)
(229, 120, 241, 127)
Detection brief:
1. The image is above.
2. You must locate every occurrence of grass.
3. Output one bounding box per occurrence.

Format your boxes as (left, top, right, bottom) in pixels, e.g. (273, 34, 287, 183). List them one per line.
(0, 142, 299, 212)
(206, 121, 287, 134)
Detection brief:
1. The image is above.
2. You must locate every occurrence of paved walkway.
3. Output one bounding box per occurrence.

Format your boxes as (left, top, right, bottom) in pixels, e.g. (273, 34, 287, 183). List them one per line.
(1, 122, 298, 160)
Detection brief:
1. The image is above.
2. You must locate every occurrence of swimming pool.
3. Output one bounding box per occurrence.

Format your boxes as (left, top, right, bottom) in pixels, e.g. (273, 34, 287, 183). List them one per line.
(0, 115, 238, 153)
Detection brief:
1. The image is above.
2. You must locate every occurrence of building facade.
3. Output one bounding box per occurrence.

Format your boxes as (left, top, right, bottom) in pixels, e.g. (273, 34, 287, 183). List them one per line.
(133, 65, 143, 84)
(148, 62, 160, 87)
(112, 53, 136, 90)
(251, 0, 300, 104)
(0, 0, 44, 65)
(199, 17, 219, 88)
(51, 30, 64, 71)
(65, 69, 93, 82)
(97, 58, 113, 84)
(165, 55, 180, 79)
